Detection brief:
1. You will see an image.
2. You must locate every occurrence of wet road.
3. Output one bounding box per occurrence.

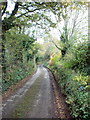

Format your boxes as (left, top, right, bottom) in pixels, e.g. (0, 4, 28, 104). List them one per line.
(2, 66, 55, 118)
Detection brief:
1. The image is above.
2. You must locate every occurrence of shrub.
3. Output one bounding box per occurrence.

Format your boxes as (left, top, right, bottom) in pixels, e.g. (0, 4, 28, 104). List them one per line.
(51, 65, 89, 119)
(2, 61, 35, 93)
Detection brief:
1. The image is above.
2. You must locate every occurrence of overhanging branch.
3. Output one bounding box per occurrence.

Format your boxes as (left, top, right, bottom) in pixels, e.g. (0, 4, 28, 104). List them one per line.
(8, 2, 21, 20)
(1, 1, 7, 16)
(17, 8, 43, 18)
(51, 41, 62, 51)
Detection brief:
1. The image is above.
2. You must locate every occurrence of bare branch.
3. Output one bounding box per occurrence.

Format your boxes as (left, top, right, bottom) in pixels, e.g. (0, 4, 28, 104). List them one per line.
(8, 2, 21, 20)
(70, 10, 79, 38)
(1, 1, 7, 16)
(17, 8, 43, 18)
(51, 40, 62, 51)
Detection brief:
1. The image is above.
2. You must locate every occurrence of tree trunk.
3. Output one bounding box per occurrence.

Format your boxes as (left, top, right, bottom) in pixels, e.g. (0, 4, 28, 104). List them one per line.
(0, 8, 2, 84)
(2, 34, 7, 81)
(33, 55, 36, 69)
(0, 8, 6, 81)
(87, 43, 90, 65)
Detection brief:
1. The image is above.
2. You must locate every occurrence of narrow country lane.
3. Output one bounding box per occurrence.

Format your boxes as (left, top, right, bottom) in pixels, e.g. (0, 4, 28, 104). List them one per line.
(2, 66, 55, 118)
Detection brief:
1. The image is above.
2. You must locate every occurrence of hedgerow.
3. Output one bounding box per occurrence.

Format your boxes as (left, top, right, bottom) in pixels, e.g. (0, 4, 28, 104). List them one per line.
(49, 42, 90, 119)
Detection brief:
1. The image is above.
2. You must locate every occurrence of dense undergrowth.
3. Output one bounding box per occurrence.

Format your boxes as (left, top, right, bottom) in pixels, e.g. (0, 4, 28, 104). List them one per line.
(48, 41, 90, 119)
(2, 28, 38, 93)
(2, 62, 35, 93)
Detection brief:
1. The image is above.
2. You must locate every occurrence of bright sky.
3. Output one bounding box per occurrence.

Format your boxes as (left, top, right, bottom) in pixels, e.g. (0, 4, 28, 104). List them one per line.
(7, 0, 15, 12)
(37, 38, 44, 44)
(3, 0, 88, 44)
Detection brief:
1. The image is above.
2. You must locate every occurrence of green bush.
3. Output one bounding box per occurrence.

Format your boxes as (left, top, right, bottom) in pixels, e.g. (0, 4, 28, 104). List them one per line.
(2, 61, 35, 93)
(49, 41, 90, 119)
(50, 64, 89, 119)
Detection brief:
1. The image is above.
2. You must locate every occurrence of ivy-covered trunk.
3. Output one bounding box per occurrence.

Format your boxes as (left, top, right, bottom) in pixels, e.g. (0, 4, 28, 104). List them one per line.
(87, 42, 90, 65)
(2, 34, 7, 82)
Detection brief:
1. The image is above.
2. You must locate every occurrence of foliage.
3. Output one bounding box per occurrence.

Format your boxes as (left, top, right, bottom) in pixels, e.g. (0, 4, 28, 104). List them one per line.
(2, 26, 40, 92)
(1, 1, 89, 119)
(2, 61, 35, 93)
(49, 52, 61, 66)
(60, 42, 89, 72)
(49, 41, 90, 119)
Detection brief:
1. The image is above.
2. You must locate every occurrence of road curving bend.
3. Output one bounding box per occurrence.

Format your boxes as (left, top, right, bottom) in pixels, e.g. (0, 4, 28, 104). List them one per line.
(2, 65, 71, 119)
(2, 66, 55, 118)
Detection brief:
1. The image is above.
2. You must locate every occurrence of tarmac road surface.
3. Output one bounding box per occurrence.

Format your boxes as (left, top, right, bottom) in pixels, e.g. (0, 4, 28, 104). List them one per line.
(2, 66, 55, 118)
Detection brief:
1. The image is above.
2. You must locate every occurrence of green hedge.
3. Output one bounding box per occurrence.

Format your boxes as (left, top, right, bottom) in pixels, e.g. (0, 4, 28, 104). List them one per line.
(50, 64, 89, 119)
(2, 62, 35, 93)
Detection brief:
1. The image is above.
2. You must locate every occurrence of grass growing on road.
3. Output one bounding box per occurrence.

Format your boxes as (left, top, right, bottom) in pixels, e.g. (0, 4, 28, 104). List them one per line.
(10, 73, 44, 118)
